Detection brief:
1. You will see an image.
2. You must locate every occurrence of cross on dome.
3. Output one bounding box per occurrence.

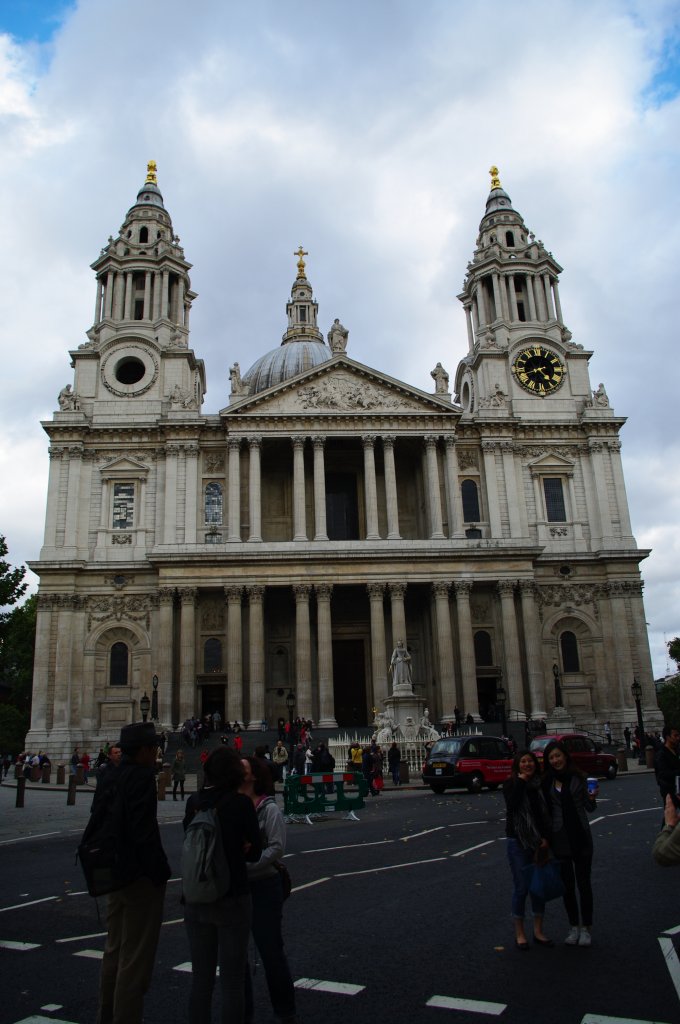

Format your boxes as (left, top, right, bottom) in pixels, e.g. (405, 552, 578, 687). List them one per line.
(145, 160, 158, 185)
(489, 165, 502, 190)
(294, 245, 308, 279)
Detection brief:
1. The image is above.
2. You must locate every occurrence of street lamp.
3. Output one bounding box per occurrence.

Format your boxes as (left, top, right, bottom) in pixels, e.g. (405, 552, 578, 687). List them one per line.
(140, 692, 151, 723)
(285, 689, 296, 759)
(631, 677, 646, 765)
(552, 663, 564, 708)
(496, 672, 507, 736)
(151, 674, 159, 721)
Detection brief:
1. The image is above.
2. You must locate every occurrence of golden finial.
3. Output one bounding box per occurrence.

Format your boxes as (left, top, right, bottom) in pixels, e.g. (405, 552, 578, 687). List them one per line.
(489, 165, 502, 190)
(294, 244, 308, 280)
(145, 160, 158, 185)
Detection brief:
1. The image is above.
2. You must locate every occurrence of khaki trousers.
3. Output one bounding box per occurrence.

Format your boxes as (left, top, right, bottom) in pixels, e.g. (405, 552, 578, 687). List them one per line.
(97, 876, 166, 1024)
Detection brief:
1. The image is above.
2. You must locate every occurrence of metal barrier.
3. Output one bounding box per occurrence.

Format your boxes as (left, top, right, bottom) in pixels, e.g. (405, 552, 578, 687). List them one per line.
(284, 771, 368, 824)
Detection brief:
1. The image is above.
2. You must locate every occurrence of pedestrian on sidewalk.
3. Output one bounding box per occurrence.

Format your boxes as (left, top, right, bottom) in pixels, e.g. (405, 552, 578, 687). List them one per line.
(172, 749, 186, 801)
(387, 742, 401, 786)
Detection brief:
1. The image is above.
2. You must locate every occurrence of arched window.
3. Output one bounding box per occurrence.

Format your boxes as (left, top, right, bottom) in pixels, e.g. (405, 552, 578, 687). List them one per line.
(139, 226, 149, 244)
(204, 638, 222, 673)
(474, 630, 493, 665)
(505, 230, 515, 247)
(461, 479, 480, 522)
(110, 642, 129, 686)
(205, 482, 223, 525)
(560, 631, 580, 672)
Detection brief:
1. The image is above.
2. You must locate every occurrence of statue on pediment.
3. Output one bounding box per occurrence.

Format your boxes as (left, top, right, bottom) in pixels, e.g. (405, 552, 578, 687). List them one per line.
(431, 362, 450, 394)
(58, 384, 79, 411)
(229, 362, 249, 396)
(327, 318, 348, 353)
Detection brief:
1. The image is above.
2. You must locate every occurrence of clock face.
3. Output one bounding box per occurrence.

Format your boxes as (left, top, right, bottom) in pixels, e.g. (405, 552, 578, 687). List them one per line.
(512, 345, 565, 396)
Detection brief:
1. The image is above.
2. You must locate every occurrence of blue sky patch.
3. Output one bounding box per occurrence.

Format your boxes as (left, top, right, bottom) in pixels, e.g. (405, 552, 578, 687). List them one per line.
(0, 0, 74, 44)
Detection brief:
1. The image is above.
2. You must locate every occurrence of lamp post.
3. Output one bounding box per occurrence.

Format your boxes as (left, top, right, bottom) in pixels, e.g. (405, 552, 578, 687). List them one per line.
(285, 689, 296, 761)
(631, 677, 646, 765)
(151, 674, 159, 721)
(496, 672, 507, 737)
(552, 663, 563, 709)
(140, 692, 151, 723)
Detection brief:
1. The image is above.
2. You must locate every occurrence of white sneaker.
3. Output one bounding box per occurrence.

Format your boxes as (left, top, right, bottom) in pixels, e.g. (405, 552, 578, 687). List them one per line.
(565, 927, 580, 945)
(578, 928, 592, 947)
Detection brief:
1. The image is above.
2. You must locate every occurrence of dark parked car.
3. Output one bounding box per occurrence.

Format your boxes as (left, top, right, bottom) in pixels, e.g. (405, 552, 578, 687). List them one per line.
(529, 732, 618, 779)
(422, 734, 513, 794)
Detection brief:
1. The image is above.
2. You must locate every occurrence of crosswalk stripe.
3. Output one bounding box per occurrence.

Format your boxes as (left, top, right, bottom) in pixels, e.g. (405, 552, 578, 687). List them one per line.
(581, 1016, 673, 1024)
(0, 940, 41, 950)
(427, 995, 506, 1015)
(294, 978, 364, 995)
(73, 948, 104, 960)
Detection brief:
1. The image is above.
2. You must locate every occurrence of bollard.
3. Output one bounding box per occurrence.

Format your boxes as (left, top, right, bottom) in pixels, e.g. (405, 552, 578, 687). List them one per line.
(41, 765, 51, 784)
(616, 747, 628, 773)
(56, 764, 66, 785)
(67, 775, 77, 806)
(399, 760, 410, 785)
(645, 744, 655, 770)
(75, 764, 85, 785)
(157, 774, 167, 801)
(163, 764, 171, 786)
(14, 764, 22, 780)
(16, 777, 26, 808)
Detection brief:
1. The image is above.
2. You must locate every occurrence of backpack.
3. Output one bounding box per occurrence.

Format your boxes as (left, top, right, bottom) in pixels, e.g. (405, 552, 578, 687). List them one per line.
(181, 805, 231, 903)
(76, 767, 130, 897)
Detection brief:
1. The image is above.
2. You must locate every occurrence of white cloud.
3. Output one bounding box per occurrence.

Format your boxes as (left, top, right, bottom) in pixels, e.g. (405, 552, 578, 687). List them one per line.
(1, 0, 679, 678)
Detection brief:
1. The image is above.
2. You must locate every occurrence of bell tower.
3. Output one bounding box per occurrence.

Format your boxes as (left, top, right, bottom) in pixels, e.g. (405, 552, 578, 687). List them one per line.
(65, 161, 205, 424)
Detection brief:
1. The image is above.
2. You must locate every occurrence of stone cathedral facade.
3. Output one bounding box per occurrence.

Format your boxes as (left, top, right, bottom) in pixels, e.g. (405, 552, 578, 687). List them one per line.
(26, 164, 658, 755)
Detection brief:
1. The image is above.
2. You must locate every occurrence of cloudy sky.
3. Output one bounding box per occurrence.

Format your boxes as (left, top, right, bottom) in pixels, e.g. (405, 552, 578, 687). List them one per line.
(1, 0, 678, 678)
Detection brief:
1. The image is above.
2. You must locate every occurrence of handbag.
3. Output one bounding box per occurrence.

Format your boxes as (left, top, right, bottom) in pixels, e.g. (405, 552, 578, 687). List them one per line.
(273, 860, 292, 900)
(522, 859, 564, 902)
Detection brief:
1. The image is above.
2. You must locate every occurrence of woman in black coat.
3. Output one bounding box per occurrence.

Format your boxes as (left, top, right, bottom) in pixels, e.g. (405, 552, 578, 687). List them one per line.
(542, 740, 598, 947)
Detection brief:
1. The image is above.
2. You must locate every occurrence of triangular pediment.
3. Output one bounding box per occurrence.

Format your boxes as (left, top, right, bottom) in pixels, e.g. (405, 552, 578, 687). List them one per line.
(527, 450, 575, 473)
(100, 456, 150, 478)
(220, 355, 456, 417)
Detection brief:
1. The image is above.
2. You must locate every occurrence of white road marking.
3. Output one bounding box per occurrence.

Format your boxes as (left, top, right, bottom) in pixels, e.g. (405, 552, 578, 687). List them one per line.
(334, 856, 447, 878)
(0, 832, 61, 847)
(57, 931, 107, 944)
(581, 1016, 672, 1024)
(162, 917, 183, 926)
(447, 820, 494, 828)
(589, 816, 606, 825)
(662, 924, 680, 936)
(41, 1006, 64, 1012)
(0, 939, 41, 950)
(301, 839, 393, 854)
(659, 936, 680, 1002)
(451, 840, 495, 858)
(295, 977, 364, 995)
(73, 948, 104, 960)
(427, 995, 506, 1015)
(173, 961, 193, 973)
(605, 807, 659, 818)
(13, 1017, 79, 1024)
(66, 891, 88, 897)
(0, 896, 58, 914)
(400, 826, 445, 841)
(292, 877, 331, 892)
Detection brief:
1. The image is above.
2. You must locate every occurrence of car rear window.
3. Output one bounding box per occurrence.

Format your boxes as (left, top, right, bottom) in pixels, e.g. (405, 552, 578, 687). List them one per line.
(430, 740, 462, 756)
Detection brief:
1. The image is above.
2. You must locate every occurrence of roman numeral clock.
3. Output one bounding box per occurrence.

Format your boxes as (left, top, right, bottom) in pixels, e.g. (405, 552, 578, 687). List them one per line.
(511, 344, 565, 395)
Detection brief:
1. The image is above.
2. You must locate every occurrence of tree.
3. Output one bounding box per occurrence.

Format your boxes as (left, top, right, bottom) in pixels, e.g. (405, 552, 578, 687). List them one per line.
(0, 594, 36, 711)
(657, 679, 680, 728)
(0, 704, 28, 756)
(0, 535, 27, 616)
(668, 637, 680, 671)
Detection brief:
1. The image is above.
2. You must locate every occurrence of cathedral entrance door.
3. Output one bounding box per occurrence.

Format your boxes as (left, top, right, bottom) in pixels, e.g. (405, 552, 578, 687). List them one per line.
(201, 684, 225, 722)
(332, 639, 367, 727)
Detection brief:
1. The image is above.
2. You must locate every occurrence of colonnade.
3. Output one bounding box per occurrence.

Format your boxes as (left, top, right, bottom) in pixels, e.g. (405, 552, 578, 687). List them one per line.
(463, 269, 564, 342)
(93, 267, 189, 327)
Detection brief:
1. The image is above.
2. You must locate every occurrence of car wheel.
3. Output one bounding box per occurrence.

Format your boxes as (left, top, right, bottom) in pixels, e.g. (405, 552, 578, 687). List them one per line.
(605, 763, 618, 780)
(430, 784, 446, 794)
(467, 772, 484, 794)
(487, 783, 499, 791)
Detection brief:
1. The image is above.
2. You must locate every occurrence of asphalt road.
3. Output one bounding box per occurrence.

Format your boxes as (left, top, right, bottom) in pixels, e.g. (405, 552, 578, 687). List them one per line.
(0, 773, 678, 1024)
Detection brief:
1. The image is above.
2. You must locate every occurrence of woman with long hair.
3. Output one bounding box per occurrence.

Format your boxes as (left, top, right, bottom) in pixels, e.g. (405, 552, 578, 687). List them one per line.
(541, 739, 598, 946)
(503, 750, 553, 950)
(241, 756, 298, 1024)
(182, 747, 262, 1023)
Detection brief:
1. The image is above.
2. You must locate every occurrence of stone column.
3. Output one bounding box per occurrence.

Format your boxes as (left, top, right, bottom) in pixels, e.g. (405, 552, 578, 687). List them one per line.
(433, 581, 456, 720)
(482, 441, 502, 537)
(498, 581, 525, 717)
(292, 437, 307, 541)
(362, 435, 380, 540)
(553, 278, 563, 323)
(500, 442, 523, 537)
(526, 275, 537, 321)
(152, 271, 162, 320)
(367, 583, 388, 704)
(29, 595, 54, 733)
(161, 269, 170, 318)
(104, 270, 114, 318)
(443, 435, 465, 538)
(312, 436, 328, 541)
(228, 438, 241, 542)
(94, 277, 103, 324)
(164, 444, 179, 544)
(44, 448, 64, 548)
(64, 448, 83, 550)
(316, 583, 337, 727)
(453, 581, 479, 720)
(184, 444, 199, 543)
(388, 582, 407, 651)
(113, 271, 125, 319)
(507, 273, 518, 322)
(179, 588, 197, 724)
(143, 271, 152, 320)
(294, 584, 313, 719)
(491, 273, 503, 321)
(543, 273, 555, 319)
(477, 281, 488, 325)
(518, 580, 547, 718)
(626, 581, 656, 709)
(247, 436, 262, 542)
(382, 436, 400, 540)
(588, 441, 613, 539)
(158, 587, 175, 725)
(70, 596, 88, 730)
(225, 586, 244, 725)
(123, 271, 133, 320)
(464, 303, 474, 351)
(424, 437, 445, 539)
(247, 585, 265, 729)
(53, 596, 74, 730)
(607, 440, 633, 538)
(176, 277, 185, 325)
(605, 581, 634, 709)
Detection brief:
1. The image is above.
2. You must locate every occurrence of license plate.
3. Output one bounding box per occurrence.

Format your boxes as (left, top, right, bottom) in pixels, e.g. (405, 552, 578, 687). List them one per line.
(432, 762, 448, 769)
(435, 768, 442, 775)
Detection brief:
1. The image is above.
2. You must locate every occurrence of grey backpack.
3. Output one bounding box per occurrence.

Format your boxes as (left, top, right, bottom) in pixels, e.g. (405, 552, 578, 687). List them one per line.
(181, 805, 230, 903)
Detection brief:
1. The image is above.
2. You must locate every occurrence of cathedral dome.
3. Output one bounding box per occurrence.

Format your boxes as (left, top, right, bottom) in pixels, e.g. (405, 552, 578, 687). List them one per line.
(243, 339, 332, 394)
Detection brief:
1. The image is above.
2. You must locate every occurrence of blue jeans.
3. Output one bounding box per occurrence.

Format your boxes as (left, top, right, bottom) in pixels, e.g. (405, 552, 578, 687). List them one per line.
(506, 838, 545, 919)
(184, 893, 252, 1023)
(245, 873, 296, 1021)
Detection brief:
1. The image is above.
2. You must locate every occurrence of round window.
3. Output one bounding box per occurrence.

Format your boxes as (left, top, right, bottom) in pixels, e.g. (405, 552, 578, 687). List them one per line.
(115, 357, 146, 385)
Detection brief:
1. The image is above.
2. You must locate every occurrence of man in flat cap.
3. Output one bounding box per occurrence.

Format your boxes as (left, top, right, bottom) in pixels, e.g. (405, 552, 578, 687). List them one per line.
(96, 722, 171, 1024)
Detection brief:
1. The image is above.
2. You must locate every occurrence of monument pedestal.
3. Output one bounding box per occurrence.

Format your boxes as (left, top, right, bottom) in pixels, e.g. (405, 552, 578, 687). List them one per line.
(383, 692, 426, 734)
(545, 705, 576, 732)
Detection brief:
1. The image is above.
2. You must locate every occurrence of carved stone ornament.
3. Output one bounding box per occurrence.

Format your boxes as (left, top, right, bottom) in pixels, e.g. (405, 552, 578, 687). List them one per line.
(101, 344, 159, 397)
(536, 583, 600, 620)
(168, 384, 197, 409)
(204, 452, 225, 473)
(87, 593, 152, 631)
(550, 527, 568, 537)
(470, 598, 490, 621)
(58, 384, 80, 411)
(295, 372, 420, 411)
(201, 600, 225, 629)
(457, 450, 478, 470)
(112, 533, 132, 544)
(478, 383, 508, 409)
